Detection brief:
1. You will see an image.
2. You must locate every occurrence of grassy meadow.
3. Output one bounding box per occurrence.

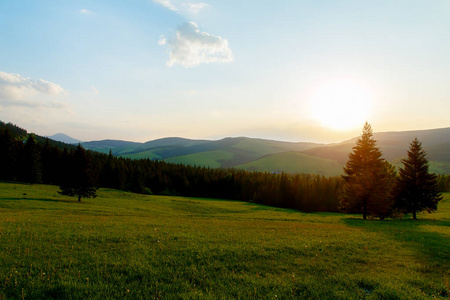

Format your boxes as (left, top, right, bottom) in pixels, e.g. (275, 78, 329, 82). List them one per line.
(165, 150, 234, 168)
(235, 152, 344, 176)
(0, 182, 449, 299)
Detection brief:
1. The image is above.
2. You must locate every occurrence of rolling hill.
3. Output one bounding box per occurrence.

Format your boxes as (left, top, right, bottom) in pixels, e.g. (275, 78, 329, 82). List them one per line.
(5, 119, 449, 175)
(77, 127, 450, 175)
(302, 127, 450, 174)
(235, 152, 344, 176)
(85, 137, 321, 169)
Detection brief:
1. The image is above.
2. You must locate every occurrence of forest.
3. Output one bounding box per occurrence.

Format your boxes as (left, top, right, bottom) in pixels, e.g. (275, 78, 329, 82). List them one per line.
(1, 121, 449, 215)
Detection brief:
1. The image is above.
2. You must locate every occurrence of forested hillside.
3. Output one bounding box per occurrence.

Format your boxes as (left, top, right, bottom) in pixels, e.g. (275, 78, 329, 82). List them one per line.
(80, 127, 450, 175)
(0, 121, 344, 212)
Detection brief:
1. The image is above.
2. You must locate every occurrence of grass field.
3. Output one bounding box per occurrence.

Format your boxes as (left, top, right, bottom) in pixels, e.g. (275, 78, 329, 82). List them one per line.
(0, 182, 449, 299)
(236, 152, 344, 176)
(164, 150, 234, 168)
(122, 149, 163, 160)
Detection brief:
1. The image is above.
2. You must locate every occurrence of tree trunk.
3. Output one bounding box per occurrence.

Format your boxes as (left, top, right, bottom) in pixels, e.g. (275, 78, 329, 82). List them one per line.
(78, 194, 81, 202)
(363, 199, 367, 220)
(412, 210, 416, 220)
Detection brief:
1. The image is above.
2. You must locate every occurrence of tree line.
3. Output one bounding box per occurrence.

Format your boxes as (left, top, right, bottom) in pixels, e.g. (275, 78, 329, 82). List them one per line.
(0, 121, 447, 218)
(0, 122, 342, 212)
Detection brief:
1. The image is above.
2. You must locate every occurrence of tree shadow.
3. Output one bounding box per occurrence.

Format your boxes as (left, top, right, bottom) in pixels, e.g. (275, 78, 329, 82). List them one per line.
(342, 217, 450, 271)
(0, 197, 77, 203)
(344, 217, 450, 228)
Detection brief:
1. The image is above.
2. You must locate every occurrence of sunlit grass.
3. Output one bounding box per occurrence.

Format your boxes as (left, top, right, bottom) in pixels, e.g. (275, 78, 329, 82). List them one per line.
(0, 182, 449, 299)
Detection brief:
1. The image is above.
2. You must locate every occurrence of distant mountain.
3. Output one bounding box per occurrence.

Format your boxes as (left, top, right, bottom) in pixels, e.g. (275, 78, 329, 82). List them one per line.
(302, 127, 450, 174)
(83, 136, 322, 168)
(303, 127, 450, 163)
(82, 139, 143, 154)
(1, 121, 76, 150)
(80, 127, 450, 175)
(48, 133, 82, 144)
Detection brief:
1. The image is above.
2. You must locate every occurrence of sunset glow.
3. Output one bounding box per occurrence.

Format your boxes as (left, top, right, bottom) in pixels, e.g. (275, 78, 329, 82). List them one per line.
(0, 1, 449, 142)
(310, 80, 373, 131)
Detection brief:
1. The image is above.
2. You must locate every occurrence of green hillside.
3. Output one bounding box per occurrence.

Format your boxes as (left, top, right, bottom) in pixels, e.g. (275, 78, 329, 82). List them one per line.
(82, 140, 144, 155)
(391, 158, 450, 175)
(121, 150, 163, 160)
(80, 127, 450, 175)
(1, 182, 448, 299)
(303, 128, 450, 174)
(236, 152, 344, 176)
(165, 150, 234, 168)
(230, 138, 319, 157)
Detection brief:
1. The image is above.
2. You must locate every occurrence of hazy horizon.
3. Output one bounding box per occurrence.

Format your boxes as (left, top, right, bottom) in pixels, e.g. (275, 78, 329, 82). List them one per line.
(1, 1, 449, 143)
(40, 124, 448, 145)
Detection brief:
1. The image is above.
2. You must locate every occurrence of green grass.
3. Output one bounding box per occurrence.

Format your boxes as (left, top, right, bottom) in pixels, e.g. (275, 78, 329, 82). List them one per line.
(236, 152, 344, 176)
(0, 182, 449, 299)
(230, 139, 317, 157)
(121, 149, 163, 160)
(164, 150, 234, 168)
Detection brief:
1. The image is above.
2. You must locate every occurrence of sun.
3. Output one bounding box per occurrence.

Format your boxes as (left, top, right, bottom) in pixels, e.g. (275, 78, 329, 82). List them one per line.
(309, 80, 373, 130)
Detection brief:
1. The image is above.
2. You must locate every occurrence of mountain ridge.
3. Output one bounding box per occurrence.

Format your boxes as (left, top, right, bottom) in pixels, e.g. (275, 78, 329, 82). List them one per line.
(47, 133, 82, 144)
(80, 126, 450, 175)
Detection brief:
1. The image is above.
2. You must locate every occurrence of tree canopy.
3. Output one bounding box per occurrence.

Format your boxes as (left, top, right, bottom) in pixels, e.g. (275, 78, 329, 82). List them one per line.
(395, 138, 442, 219)
(339, 122, 395, 219)
(58, 144, 97, 202)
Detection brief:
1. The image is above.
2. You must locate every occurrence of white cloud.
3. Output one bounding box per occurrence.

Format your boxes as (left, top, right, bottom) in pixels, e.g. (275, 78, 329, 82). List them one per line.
(158, 35, 167, 45)
(183, 3, 210, 14)
(153, 1, 211, 15)
(160, 22, 233, 68)
(152, 0, 177, 11)
(79, 9, 93, 15)
(0, 71, 67, 109)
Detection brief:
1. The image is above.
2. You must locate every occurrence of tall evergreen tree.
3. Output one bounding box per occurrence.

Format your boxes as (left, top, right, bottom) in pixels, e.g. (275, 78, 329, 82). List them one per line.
(59, 144, 97, 202)
(339, 122, 395, 219)
(0, 128, 18, 180)
(395, 138, 442, 219)
(41, 138, 61, 184)
(22, 134, 42, 184)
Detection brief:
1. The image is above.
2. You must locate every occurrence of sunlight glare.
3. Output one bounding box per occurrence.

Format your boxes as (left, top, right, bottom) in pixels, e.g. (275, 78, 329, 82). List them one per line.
(309, 80, 373, 130)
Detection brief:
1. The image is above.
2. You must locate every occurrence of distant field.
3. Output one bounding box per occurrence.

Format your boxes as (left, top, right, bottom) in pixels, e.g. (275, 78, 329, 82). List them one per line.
(121, 149, 163, 160)
(0, 182, 449, 299)
(236, 152, 344, 176)
(165, 150, 234, 168)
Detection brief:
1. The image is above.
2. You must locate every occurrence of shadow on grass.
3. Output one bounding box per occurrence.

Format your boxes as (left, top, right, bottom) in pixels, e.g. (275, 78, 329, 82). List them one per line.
(0, 197, 79, 203)
(344, 217, 450, 228)
(342, 217, 450, 271)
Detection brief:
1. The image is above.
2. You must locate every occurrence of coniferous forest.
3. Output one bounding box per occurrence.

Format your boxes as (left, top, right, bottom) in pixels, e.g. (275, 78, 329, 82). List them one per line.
(1, 121, 448, 216)
(0, 121, 343, 212)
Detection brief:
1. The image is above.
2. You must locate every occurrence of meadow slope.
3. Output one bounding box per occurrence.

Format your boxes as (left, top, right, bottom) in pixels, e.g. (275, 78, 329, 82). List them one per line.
(0, 182, 449, 299)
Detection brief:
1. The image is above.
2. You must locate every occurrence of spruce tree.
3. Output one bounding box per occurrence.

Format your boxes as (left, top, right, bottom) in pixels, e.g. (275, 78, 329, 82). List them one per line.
(395, 138, 442, 219)
(22, 134, 42, 184)
(0, 128, 18, 180)
(59, 144, 97, 202)
(339, 122, 395, 219)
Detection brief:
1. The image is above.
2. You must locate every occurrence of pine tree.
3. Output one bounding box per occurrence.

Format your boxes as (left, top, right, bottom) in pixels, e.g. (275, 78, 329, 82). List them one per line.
(41, 138, 61, 184)
(339, 122, 395, 219)
(0, 128, 18, 180)
(395, 138, 442, 219)
(22, 134, 42, 184)
(59, 144, 97, 202)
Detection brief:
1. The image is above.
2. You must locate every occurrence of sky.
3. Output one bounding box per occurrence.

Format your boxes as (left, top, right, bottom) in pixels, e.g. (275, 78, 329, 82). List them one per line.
(0, 0, 449, 143)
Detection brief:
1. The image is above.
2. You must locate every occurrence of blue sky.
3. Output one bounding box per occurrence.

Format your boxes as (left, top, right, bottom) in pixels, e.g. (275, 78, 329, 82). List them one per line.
(1, 0, 449, 142)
